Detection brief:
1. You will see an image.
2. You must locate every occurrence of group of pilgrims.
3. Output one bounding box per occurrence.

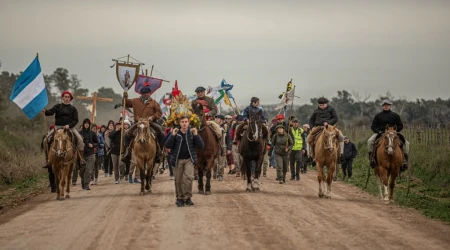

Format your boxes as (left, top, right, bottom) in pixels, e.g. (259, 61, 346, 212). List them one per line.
(41, 84, 410, 206)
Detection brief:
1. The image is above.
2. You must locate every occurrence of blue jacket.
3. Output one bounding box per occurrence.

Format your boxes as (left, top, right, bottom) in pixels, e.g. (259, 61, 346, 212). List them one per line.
(242, 105, 265, 121)
(97, 133, 105, 156)
(164, 129, 204, 167)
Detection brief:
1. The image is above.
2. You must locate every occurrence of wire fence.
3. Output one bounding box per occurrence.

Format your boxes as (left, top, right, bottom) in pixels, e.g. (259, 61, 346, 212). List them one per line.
(341, 125, 450, 146)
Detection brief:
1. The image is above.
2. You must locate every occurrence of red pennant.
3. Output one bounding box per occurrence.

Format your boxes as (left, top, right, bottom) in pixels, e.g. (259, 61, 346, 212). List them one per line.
(172, 80, 180, 97)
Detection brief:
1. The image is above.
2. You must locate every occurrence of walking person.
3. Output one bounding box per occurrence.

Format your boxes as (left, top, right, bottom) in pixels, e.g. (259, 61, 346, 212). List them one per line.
(270, 124, 293, 184)
(91, 125, 104, 185)
(289, 118, 307, 181)
(342, 136, 358, 180)
(109, 122, 126, 184)
(164, 115, 204, 207)
(103, 121, 114, 177)
(231, 115, 244, 177)
(79, 118, 99, 190)
(301, 124, 310, 173)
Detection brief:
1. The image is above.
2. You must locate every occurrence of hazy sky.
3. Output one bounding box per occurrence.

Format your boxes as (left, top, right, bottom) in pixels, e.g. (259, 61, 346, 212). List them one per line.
(1, 0, 450, 106)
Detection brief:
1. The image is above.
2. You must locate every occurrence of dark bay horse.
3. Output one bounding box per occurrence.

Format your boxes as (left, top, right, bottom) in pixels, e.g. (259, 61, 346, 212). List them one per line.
(375, 125, 403, 203)
(133, 118, 157, 195)
(237, 110, 265, 192)
(47, 128, 75, 200)
(193, 103, 220, 195)
(313, 125, 338, 198)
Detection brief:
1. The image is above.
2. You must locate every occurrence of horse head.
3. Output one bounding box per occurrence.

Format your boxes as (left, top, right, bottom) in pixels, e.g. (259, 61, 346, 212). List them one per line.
(383, 125, 399, 155)
(136, 118, 151, 144)
(193, 102, 206, 127)
(52, 129, 71, 158)
(323, 124, 337, 153)
(248, 109, 263, 141)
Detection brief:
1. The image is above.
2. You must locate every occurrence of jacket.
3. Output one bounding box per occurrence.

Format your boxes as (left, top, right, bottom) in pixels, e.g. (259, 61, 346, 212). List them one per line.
(44, 103, 79, 128)
(242, 105, 265, 122)
(80, 127, 99, 156)
(96, 133, 105, 156)
(309, 105, 338, 128)
(221, 123, 232, 151)
(371, 110, 403, 133)
(124, 97, 162, 122)
(108, 129, 124, 155)
(164, 129, 204, 167)
(191, 96, 218, 117)
(271, 133, 293, 156)
(289, 127, 306, 151)
(343, 141, 358, 160)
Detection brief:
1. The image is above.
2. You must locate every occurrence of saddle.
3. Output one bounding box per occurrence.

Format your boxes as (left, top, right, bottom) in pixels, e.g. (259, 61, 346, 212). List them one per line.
(47, 128, 76, 148)
(371, 132, 405, 163)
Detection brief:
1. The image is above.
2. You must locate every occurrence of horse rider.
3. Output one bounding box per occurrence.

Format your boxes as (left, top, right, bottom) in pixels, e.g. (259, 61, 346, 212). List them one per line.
(307, 97, 344, 164)
(191, 86, 218, 120)
(123, 86, 164, 161)
(367, 99, 409, 171)
(42, 90, 85, 168)
(241, 96, 270, 143)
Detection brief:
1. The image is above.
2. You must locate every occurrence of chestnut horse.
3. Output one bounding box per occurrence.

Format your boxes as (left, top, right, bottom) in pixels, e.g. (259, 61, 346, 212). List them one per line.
(48, 128, 75, 200)
(133, 118, 157, 195)
(193, 103, 220, 195)
(374, 125, 403, 203)
(313, 125, 338, 198)
(237, 110, 265, 192)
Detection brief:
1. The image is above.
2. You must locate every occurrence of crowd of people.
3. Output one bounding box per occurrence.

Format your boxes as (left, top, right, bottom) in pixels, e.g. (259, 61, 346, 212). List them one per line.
(42, 86, 413, 207)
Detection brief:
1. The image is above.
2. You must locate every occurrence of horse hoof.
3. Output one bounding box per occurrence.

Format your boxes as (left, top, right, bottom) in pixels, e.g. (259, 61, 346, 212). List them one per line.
(325, 195, 331, 199)
(253, 188, 260, 192)
(318, 194, 324, 198)
(145, 186, 150, 190)
(198, 190, 204, 194)
(246, 188, 252, 192)
(205, 191, 211, 195)
(59, 197, 65, 201)
(56, 197, 60, 200)
(65, 194, 71, 198)
(140, 192, 145, 196)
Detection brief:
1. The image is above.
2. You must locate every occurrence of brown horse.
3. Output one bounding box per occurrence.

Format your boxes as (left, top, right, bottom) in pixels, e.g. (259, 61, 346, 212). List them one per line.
(313, 125, 338, 198)
(133, 118, 157, 195)
(237, 110, 265, 192)
(47, 128, 75, 201)
(374, 125, 403, 203)
(193, 103, 220, 195)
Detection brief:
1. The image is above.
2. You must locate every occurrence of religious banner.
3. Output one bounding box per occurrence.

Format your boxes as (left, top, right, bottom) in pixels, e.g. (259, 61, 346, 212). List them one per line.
(116, 63, 140, 91)
(135, 75, 164, 95)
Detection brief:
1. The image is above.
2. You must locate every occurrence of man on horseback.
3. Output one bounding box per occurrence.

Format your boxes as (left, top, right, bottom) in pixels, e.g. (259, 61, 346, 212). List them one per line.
(42, 91, 85, 168)
(123, 86, 164, 161)
(307, 97, 344, 163)
(367, 100, 409, 171)
(191, 86, 218, 120)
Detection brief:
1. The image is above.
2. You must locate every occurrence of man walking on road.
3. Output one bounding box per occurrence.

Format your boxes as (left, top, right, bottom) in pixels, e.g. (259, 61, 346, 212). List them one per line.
(164, 115, 204, 207)
(342, 136, 358, 180)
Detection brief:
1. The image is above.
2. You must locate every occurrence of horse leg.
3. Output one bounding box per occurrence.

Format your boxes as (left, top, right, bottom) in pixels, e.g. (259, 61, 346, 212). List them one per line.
(146, 160, 153, 193)
(198, 163, 204, 194)
(380, 168, 389, 202)
(54, 168, 61, 200)
(139, 167, 145, 195)
(252, 158, 262, 192)
(389, 172, 397, 203)
(317, 164, 324, 198)
(145, 162, 151, 192)
(326, 162, 336, 198)
(375, 172, 384, 200)
(205, 158, 213, 195)
(65, 162, 74, 198)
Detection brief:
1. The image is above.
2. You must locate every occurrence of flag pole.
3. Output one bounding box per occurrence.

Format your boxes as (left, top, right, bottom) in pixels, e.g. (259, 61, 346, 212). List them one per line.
(232, 99, 241, 114)
(119, 92, 126, 159)
(286, 85, 295, 148)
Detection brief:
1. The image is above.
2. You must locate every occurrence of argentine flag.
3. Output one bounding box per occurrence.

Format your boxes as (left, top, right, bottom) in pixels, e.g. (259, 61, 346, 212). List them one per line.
(9, 57, 48, 119)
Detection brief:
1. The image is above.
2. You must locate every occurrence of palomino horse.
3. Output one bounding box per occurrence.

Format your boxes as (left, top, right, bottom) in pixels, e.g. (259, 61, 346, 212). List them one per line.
(47, 128, 75, 200)
(193, 103, 220, 195)
(313, 125, 338, 198)
(237, 110, 265, 192)
(133, 118, 157, 195)
(375, 125, 403, 203)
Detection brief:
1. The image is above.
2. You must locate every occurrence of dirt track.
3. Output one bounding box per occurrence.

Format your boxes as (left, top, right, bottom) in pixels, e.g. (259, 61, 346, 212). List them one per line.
(0, 167, 449, 250)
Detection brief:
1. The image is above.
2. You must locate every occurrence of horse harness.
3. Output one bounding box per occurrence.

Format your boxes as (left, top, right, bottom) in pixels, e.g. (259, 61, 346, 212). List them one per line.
(50, 129, 76, 166)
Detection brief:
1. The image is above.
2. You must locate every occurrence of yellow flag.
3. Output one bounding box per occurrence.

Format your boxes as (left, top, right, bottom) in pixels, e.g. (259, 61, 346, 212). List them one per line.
(223, 92, 233, 108)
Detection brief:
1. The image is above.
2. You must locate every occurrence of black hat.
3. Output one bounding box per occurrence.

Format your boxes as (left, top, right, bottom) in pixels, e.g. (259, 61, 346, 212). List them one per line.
(318, 97, 329, 104)
(141, 86, 152, 94)
(215, 114, 225, 120)
(195, 86, 206, 92)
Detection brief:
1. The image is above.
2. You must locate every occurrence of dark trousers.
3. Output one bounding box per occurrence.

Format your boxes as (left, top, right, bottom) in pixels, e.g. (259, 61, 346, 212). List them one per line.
(289, 150, 303, 178)
(104, 153, 112, 174)
(48, 167, 56, 192)
(342, 158, 354, 178)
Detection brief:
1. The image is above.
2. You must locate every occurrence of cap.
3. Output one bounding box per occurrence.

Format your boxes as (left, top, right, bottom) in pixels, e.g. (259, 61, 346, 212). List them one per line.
(292, 118, 299, 122)
(275, 114, 285, 120)
(195, 86, 206, 92)
(61, 91, 74, 101)
(318, 97, 329, 104)
(275, 124, 285, 130)
(141, 86, 152, 94)
(381, 99, 393, 106)
(225, 115, 232, 119)
(215, 114, 225, 120)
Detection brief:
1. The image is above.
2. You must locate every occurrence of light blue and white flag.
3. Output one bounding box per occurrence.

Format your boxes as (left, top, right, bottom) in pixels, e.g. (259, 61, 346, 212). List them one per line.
(9, 56, 48, 119)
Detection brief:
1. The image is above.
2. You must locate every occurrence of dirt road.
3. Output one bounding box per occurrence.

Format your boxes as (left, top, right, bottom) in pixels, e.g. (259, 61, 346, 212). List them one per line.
(0, 167, 449, 250)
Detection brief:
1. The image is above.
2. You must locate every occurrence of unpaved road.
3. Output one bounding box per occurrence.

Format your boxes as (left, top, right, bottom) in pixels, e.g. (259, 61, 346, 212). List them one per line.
(0, 168, 449, 250)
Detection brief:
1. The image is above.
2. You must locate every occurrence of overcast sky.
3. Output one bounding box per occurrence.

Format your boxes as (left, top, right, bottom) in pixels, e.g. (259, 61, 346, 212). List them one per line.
(1, 0, 449, 106)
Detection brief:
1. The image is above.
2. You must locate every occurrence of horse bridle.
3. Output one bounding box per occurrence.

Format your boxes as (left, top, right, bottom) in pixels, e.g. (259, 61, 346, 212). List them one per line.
(246, 115, 261, 142)
(384, 131, 398, 155)
(51, 133, 73, 165)
(136, 122, 153, 143)
(322, 130, 336, 153)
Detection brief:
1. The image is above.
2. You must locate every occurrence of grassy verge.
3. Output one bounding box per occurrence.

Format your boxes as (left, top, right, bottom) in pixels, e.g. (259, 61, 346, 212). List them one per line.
(335, 141, 450, 224)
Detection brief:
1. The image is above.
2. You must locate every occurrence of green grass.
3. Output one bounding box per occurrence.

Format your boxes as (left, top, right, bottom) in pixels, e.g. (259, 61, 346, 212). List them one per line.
(338, 141, 450, 223)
